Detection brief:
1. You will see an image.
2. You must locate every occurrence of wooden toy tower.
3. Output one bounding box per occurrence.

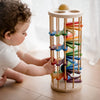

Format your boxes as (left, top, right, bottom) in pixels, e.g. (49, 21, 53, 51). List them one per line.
(48, 6, 83, 92)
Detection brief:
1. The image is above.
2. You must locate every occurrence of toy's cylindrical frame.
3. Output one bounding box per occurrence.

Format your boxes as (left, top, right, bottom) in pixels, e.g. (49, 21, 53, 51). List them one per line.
(48, 9, 83, 92)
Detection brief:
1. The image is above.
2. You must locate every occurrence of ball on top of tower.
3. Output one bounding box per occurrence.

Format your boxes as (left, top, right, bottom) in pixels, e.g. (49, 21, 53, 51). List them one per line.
(58, 4, 69, 10)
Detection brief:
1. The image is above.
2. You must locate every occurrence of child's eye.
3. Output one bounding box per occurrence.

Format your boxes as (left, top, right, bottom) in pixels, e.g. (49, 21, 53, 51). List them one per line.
(22, 33, 26, 35)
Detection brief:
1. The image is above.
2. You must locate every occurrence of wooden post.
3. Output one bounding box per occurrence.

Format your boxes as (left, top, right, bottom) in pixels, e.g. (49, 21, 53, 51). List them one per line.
(80, 16, 82, 80)
(64, 18, 67, 89)
(56, 18, 60, 88)
(72, 18, 75, 88)
(78, 17, 80, 72)
(50, 15, 54, 86)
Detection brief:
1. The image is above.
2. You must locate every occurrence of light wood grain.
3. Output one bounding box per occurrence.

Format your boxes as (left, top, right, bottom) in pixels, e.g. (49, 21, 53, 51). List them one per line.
(0, 51, 100, 100)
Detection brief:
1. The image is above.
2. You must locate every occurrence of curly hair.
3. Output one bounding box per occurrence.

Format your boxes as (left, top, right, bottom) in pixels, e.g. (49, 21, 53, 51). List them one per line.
(0, 0, 32, 40)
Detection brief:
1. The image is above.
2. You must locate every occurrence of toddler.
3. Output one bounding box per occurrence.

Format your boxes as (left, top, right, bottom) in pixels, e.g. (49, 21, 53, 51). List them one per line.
(0, 0, 55, 87)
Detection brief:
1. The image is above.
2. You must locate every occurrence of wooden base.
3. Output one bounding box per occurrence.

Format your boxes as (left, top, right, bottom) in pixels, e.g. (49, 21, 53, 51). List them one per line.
(51, 79, 82, 93)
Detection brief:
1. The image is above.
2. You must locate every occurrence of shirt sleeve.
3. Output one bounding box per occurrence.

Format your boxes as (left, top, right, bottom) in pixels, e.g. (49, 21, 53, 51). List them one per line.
(0, 46, 20, 70)
(13, 46, 19, 53)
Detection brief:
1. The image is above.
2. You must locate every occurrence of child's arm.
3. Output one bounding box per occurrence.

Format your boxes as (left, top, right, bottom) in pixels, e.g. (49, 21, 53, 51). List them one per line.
(13, 59, 55, 76)
(16, 50, 50, 66)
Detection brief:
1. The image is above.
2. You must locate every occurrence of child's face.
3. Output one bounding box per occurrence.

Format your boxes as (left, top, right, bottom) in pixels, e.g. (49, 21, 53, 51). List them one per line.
(7, 21, 30, 46)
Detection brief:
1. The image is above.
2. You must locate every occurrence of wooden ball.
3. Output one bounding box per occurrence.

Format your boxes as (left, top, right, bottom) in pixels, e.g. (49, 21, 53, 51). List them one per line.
(59, 4, 69, 10)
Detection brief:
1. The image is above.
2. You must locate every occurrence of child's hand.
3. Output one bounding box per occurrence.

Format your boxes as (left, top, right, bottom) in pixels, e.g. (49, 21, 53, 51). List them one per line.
(43, 59, 55, 74)
(40, 57, 51, 66)
(0, 75, 7, 87)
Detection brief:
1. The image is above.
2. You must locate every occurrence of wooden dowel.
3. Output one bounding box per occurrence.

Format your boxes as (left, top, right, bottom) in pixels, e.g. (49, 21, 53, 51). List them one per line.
(56, 18, 60, 88)
(72, 18, 75, 88)
(78, 17, 80, 72)
(64, 18, 67, 90)
(50, 16, 54, 86)
(80, 16, 82, 80)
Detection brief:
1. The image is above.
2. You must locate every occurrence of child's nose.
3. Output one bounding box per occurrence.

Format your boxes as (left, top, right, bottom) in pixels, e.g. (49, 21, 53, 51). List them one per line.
(25, 33, 27, 36)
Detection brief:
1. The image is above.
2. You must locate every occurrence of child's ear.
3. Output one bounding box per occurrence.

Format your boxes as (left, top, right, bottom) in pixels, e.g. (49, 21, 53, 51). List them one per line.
(4, 31, 11, 40)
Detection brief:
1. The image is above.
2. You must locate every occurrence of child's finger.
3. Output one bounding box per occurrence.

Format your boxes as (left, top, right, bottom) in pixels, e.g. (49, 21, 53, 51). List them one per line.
(46, 58, 57, 65)
(3, 75, 7, 81)
(46, 57, 51, 60)
(1, 75, 7, 81)
(0, 75, 7, 87)
(47, 59, 52, 64)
